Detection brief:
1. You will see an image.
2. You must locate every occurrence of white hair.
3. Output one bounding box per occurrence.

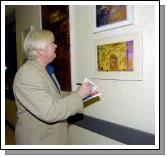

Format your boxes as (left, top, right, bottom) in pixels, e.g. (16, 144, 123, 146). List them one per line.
(23, 29, 55, 60)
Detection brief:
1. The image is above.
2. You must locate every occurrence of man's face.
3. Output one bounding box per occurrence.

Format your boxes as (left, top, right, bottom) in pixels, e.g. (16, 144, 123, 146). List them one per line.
(44, 42, 57, 63)
(36, 41, 57, 64)
(42, 42, 57, 64)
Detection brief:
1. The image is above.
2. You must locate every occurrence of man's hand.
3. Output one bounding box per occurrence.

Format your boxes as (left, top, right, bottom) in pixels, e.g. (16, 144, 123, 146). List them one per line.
(77, 82, 92, 99)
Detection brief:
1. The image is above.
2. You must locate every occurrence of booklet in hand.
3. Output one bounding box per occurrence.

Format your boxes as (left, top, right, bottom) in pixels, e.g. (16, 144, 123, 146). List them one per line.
(82, 78, 101, 102)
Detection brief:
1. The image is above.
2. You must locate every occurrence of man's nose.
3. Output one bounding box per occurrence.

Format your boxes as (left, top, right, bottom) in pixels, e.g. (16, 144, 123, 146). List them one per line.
(54, 43, 57, 48)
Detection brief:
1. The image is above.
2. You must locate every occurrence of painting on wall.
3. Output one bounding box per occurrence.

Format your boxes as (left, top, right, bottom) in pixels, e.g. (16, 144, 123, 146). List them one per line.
(92, 31, 143, 80)
(97, 40, 134, 72)
(93, 5, 134, 33)
(41, 5, 71, 91)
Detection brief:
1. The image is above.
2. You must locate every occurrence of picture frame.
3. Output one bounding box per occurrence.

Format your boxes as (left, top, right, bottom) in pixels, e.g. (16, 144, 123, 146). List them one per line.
(93, 5, 134, 33)
(92, 31, 143, 80)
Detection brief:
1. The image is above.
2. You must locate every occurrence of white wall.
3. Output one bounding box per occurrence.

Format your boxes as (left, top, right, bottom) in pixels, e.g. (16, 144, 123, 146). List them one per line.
(69, 125, 125, 145)
(69, 5, 155, 144)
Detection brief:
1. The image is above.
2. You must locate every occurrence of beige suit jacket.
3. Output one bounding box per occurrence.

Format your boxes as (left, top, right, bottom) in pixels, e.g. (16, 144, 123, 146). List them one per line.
(13, 60, 83, 145)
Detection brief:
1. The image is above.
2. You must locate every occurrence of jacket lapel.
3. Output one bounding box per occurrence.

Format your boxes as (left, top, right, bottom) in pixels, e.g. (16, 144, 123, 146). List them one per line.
(51, 73, 62, 95)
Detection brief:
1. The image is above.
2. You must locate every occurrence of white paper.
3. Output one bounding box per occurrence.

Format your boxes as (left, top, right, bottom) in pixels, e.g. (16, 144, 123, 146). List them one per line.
(82, 78, 101, 102)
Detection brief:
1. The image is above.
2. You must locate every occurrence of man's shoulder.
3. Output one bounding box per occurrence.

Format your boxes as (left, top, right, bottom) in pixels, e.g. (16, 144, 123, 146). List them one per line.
(14, 61, 42, 84)
(16, 62, 37, 76)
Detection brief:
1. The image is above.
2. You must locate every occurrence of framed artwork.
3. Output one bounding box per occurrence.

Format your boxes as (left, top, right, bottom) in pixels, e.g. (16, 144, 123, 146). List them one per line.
(93, 5, 134, 33)
(92, 31, 143, 80)
(41, 6, 71, 91)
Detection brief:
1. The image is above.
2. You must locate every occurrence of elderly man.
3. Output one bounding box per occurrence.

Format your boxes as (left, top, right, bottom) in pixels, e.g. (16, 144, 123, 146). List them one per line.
(13, 29, 93, 145)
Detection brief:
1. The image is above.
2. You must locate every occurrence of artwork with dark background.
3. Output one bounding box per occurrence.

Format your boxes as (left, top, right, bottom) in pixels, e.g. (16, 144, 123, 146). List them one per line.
(42, 5, 71, 91)
(96, 5, 127, 27)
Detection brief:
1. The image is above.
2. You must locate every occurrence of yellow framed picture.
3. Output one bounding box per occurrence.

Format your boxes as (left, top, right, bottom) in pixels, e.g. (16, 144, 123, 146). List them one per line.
(92, 30, 143, 80)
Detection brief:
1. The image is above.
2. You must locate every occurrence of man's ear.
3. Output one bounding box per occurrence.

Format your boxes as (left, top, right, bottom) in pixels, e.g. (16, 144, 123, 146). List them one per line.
(36, 50, 43, 57)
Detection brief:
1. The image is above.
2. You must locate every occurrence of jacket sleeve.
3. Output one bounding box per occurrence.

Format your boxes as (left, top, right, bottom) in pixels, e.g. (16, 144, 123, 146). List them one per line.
(61, 91, 72, 97)
(13, 74, 83, 123)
